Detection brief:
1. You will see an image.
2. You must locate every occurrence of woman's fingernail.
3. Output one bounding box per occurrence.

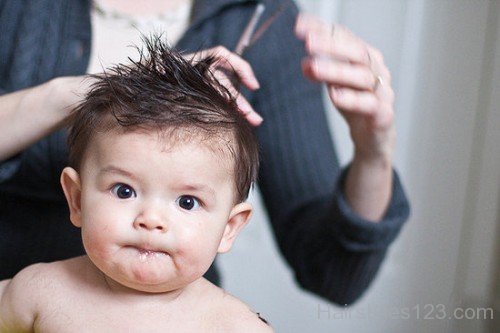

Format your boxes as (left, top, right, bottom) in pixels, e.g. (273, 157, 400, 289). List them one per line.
(253, 79, 260, 89)
(248, 78, 260, 90)
(309, 33, 316, 46)
(295, 15, 304, 36)
(249, 112, 264, 125)
(306, 34, 315, 53)
(309, 57, 320, 75)
(242, 75, 260, 90)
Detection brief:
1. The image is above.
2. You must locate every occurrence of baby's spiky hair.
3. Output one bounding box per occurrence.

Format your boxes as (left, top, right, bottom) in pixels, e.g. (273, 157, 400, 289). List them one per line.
(67, 36, 259, 202)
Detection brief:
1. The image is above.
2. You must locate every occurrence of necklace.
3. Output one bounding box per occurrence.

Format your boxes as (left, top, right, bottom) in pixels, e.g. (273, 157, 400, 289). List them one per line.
(92, 1, 190, 29)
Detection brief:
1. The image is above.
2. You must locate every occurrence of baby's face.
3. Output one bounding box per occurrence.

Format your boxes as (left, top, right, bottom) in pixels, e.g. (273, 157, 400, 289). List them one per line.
(66, 130, 247, 293)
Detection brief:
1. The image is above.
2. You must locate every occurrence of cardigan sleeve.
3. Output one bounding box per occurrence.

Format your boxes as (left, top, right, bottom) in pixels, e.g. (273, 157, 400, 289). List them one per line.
(0, 155, 22, 183)
(246, 1, 410, 305)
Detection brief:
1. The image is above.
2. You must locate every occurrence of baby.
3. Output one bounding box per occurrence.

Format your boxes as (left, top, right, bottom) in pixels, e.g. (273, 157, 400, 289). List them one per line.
(0, 38, 272, 332)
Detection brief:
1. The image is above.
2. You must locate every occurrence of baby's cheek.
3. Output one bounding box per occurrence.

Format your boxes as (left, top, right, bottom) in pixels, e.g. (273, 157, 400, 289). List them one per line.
(175, 254, 214, 282)
(82, 224, 114, 259)
(174, 236, 218, 278)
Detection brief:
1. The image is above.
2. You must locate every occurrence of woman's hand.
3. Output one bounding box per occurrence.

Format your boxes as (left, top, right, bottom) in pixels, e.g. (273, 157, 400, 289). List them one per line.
(187, 46, 263, 126)
(295, 13, 395, 162)
(0, 76, 92, 161)
(295, 13, 395, 222)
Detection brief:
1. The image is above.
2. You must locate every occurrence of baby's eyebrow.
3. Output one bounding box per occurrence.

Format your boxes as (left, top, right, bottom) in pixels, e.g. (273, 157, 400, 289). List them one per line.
(99, 165, 137, 180)
(177, 184, 216, 198)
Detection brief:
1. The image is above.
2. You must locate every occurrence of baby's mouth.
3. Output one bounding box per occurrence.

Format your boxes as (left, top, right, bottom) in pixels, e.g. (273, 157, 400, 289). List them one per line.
(126, 245, 168, 261)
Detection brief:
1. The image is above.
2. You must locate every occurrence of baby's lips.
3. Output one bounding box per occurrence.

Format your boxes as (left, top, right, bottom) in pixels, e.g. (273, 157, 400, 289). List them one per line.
(126, 244, 169, 255)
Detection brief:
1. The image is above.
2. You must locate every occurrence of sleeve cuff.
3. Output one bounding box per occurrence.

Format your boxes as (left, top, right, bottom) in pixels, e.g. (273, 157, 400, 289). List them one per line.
(330, 166, 411, 252)
(0, 154, 22, 183)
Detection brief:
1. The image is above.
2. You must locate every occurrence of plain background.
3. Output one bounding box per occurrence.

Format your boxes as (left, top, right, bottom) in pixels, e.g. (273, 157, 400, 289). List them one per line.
(218, 1, 500, 332)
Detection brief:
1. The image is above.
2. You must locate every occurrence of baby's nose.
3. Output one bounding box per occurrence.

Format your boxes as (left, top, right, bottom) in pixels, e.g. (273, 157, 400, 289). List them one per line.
(135, 220, 165, 231)
(133, 208, 168, 232)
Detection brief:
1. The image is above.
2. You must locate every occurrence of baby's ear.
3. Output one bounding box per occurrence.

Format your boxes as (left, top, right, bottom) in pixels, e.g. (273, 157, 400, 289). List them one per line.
(60, 167, 83, 228)
(217, 202, 253, 253)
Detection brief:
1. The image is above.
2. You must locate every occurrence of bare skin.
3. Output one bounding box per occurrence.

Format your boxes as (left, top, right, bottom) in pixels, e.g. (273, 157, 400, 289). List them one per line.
(0, 257, 272, 333)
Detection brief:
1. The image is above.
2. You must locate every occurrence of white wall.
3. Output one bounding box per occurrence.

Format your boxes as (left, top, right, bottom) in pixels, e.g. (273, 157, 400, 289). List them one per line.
(218, 1, 499, 332)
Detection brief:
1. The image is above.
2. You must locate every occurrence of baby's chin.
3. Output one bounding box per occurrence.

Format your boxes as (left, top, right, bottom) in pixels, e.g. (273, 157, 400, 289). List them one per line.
(86, 249, 208, 294)
(104, 264, 204, 294)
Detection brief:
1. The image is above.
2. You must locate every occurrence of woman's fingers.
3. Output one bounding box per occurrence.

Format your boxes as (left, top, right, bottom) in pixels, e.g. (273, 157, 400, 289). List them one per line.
(366, 46, 392, 86)
(296, 13, 394, 109)
(213, 69, 263, 126)
(296, 13, 393, 91)
(296, 14, 371, 66)
(302, 57, 376, 91)
(328, 83, 395, 129)
(188, 46, 263, 126)
(190, 46, 260, 90)
(295, 13, 325, 39)
(329, 87, 379, 115)
(296, 13, 396, 157)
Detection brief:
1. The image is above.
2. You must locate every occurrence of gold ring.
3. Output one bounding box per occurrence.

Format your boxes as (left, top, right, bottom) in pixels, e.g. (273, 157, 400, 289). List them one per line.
(373, 75, 384, 91)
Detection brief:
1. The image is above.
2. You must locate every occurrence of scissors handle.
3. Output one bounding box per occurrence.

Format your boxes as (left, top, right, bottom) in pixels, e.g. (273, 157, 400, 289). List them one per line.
(235, 4, 266, 55)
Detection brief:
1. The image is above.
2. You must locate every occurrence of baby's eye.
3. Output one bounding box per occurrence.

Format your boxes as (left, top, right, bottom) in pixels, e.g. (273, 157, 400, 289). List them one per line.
(175, 195, 200, 211)
(111, 184, 136, 199)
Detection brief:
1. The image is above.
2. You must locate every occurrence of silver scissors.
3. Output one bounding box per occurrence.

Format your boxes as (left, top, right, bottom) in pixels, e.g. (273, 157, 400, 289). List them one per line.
(234, 1, 291, 56)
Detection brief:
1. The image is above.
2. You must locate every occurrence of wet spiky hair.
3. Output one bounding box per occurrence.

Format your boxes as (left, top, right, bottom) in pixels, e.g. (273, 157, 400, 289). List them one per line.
(67, 36, 259, 202)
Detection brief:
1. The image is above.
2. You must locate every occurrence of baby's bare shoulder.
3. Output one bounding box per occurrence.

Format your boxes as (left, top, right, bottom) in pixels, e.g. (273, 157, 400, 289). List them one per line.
(0, 262, 59, 331)
(0, 257, 89, 332)
(199, 284, 273, 333)
(7, 256, 88, 298)
(6, 262, 56, 296)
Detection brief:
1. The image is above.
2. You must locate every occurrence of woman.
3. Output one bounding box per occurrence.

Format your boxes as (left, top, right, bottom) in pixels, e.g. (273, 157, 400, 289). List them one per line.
(0, 0, 409, 305)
